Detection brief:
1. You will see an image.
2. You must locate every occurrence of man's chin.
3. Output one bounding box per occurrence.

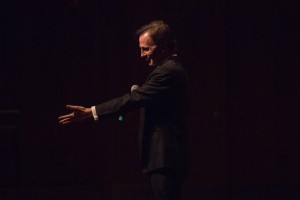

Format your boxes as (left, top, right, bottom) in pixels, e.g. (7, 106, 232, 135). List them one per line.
(148, 62, 157, 67)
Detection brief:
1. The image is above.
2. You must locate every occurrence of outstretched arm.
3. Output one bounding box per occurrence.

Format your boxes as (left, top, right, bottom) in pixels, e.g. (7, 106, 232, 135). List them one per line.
(58, 105, 93, 124)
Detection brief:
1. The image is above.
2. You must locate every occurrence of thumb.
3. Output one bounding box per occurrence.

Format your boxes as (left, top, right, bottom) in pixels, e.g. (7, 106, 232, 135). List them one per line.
(66, 105, 79, 110)
(66, 105, 86, 111)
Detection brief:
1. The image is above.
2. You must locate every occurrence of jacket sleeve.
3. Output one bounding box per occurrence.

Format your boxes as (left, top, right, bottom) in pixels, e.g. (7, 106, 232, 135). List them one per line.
(95, 66, 179, 119)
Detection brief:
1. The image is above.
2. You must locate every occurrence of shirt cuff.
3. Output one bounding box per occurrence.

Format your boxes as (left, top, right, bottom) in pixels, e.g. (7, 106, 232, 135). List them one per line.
(91, 106, 98, 121)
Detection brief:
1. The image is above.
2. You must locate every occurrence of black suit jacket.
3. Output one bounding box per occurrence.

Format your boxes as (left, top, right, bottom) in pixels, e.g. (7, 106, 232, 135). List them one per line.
(95, 55, 189, 173)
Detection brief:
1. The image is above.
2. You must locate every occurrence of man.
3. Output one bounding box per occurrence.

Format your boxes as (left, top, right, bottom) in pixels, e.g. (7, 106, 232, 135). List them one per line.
(58, 20, 189, 200)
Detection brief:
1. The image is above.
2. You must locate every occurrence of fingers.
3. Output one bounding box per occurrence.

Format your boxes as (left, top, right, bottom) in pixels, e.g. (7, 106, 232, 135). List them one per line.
(58, 112, 74, 120)
(58, 105, 87, 125)
(58, 115, 76, 124)
(58, 112, 75, 124)
(58, 117, 71, 124)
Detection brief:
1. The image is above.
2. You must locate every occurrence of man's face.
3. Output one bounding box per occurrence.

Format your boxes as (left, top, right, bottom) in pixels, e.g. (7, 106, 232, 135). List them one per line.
(139, 32, 164, 67)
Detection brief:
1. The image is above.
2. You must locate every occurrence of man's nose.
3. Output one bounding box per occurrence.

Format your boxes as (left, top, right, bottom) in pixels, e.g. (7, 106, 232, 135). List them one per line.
(140, 50, 146, 58)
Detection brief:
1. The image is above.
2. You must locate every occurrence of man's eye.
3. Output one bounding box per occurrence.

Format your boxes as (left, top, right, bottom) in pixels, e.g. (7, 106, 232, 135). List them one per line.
(142, 48, 150, 51)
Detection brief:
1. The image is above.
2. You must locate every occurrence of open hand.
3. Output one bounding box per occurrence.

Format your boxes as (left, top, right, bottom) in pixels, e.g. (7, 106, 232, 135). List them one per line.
(58, 105, 93, 124)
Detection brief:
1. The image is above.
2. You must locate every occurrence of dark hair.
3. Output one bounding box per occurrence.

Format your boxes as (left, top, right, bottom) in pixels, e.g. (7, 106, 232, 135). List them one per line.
(136, 20, 177, 52)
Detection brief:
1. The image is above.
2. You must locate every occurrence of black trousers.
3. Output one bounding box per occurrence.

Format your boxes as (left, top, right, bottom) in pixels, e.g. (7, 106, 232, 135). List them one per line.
(149, 168, 186, 200)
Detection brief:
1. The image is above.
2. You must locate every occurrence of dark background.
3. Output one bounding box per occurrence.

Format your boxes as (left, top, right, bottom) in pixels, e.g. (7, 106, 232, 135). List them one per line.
(1, 0, 299, 199)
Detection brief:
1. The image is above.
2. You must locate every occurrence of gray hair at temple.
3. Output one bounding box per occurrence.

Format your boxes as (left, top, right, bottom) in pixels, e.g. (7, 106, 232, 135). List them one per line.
(136, 20, 177, 53)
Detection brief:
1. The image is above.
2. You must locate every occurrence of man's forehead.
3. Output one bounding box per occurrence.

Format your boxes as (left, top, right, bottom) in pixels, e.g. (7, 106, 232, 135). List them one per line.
(139, 32, 155, 45)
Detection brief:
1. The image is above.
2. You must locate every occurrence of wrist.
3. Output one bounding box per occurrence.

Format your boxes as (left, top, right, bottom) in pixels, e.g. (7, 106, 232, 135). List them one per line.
(86, 108, 93, 117)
